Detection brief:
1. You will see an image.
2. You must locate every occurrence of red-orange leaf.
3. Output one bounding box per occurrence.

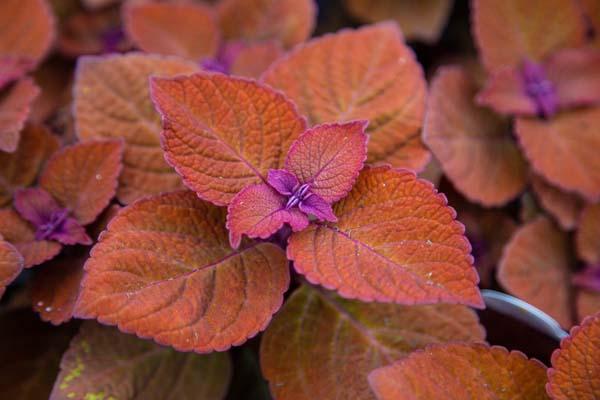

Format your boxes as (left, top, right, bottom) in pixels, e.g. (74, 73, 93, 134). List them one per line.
(229, 40, 283, 79)
(576, 203, 600, 265)
(50, 322, 232, 400)
(262, 22, 429, 170)
(40, 140, 123, 226)
(74, 53, 197, 204)
(369, 343, 549, 400)
(0, 78, 40, 152)
(547, 312, 600, 399)
(344, 0, 453, 43)
(0, 0, 55, 87)
(151, 73, 306, 206)
(261, 285, 485, 400)
(516, 107, 600, 201)
(532, 174, 582, 231)
(0, 123, 58, 206)
(472, 0, 585, 72)
(75, 191, 290, 353)
(217, 0, 316, 48)
(424, 66, 528, 206)
(288, 166, 483, 307)
(124, 1, 219, 61)
(498, 217, 573, 327)
(0, 238, 23, 298)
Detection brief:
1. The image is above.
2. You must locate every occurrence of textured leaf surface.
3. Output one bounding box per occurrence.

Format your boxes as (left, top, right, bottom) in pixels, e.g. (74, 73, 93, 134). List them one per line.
(151, 73, 306, 206)
(0, 208, 61, 267)
(516, 107, 600, 201)
(75, 191, 290, 352)
(576, 203, 600, 265)
(369, 343, 549, 400)
(0, 239, 23, 298)
(74, 53, 197, 204)
(498, 217, 572, 327)
(288, 166, 483, 307)
(229, 40, 283, 78)
(0, 78, 40, 152)
(263, 22, 429, 170)
(0, 0, 55, 86)
(424, 66, 527, 206)
(532, 174, 582, 231)
(40, 140, 123, 225)
(547, 312, 600, 399)
(261, 285, 485, 400)
(472, 0, 585, 71)
(217, 0, 316, 48)
(124, 2, 219, 60)
(50, 322, 231, 400)
(344, 0, 453, 43)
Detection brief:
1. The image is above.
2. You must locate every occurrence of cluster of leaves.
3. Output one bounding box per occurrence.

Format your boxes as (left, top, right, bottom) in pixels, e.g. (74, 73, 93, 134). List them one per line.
(0, 0, 599, 399)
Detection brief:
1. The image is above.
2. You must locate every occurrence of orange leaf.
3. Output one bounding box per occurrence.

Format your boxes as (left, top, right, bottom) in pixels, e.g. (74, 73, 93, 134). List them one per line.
(40, 140, 123, 226)
(424, 66, 528, 206)
(369, 343, 549, 400)
(532, 174, 583, 231)
(262, 22, 429, 170)
(577, 290, 600, 322)
(498, 217, 573, 327)
(472, 0, 585, 72)
(0, 0, 55, 87)
(151, 73, 306, 206)
(576, 203, 600, 265)
(74, 53, 197, 204)
(217, 0, 316, 48)
(547, 312, 600, 399)
(579, 0, 600, 47)
(261, 285, 485, 400)
(229, 40, 283, 78)
(287, 166, 483, 307)
(74, 191, 290, 353)
(0, 239, 23, 298)
(0, 78, 40, 152)
(344, 0, 453, 43)
(124, 2, 219, 61)
(516, 107, 600, 202)
(50, 322, 231, 400)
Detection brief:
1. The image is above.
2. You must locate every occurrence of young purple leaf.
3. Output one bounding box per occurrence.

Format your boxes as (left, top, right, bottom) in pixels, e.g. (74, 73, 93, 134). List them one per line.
(573, 264, 600, 293)
(521, 59, 557, 118)
(14, 188, 91, 246)
(201, 41, 245, 74)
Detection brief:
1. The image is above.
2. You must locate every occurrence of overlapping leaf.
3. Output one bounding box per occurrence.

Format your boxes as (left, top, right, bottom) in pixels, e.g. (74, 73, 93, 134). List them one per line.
(261, 285, 485, 400)
(547, 312, 600, 399)
(344, 0, 453, 43)
(0, 238, 23, 298)
(50, 322, 231, 400)
(532, 175, 582, 231)
(424, 66, 528, 206)
(124, 2, 219, 61)
(151, 73, 306, 206)
(262, 22, 429, 170)
(229, 41, 283, 78)
(0, 78, 40, 152)
(0, 0, 55, 87)
(498, 217, 573, 327)
(288, 166, 483, 307)
(74, 53, 197, 203)
(217, 0, 316, 48)
(576, 203, 600, 265)
(75, 191, 290, 353)
(368, 343, 549, 399)
(516, 107, 600, 201)
(472, 0, 585, 71)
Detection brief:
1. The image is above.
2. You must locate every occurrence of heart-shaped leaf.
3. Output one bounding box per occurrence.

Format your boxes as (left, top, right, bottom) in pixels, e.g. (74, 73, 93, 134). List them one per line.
(498, 217, 573, 327)
(124, 2, 219, 61)
(576, 203, 600, 265)
(516, 107, 600, 201)
(151, 73, 306, 206)
(75, 190, 290, 353)
(229, 40, 283, 78)
(369, 343, 549, 400)
(262, 22, 429, 170)
(217, 0, 316, 48)
(50, 322, 232, 400)
(547, 311, 600, 399)
(0, 78, 40, 152)
(424, 66, 528, 206)
(261, 285, 485, 400)
(532, 174, 582, 231)
(0, 238, 22, 298)
(74, 53, 197, 204)
(288, 165, 484, 307)
(472, 0, 585, 72)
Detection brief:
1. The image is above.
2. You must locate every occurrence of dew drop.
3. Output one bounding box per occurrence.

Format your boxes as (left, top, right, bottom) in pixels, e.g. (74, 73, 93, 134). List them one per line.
(45, 306, 53, 312)
(425, 239, 432, 246)
(95, 174, 102, 180)
(37, 301, 44, 307)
